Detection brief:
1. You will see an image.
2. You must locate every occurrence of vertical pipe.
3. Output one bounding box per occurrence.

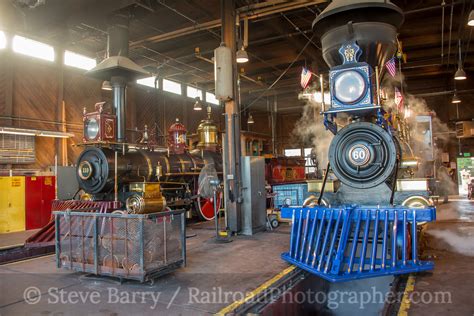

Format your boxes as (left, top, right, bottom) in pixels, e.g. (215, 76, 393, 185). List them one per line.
(375, 66, 381, 106)
(139, 217, 145, 275)
(93, 216, 98, 274)
(272, 94, 277, 154)
(54, 154, 58, 200)
(412, 210, 417, 264)
(320, 75, 325, 112)
(382, 210, 389, 269)
(392, 211, 398, 268)
(55, 213, 60, 268)
(214, 188, 219, 239)
(403, 210, 407, 266)
(114, 151, 118, 202)
(181, 211, 187, 267)
(163, 215, 168, 264)
(221, 0, 242, 233)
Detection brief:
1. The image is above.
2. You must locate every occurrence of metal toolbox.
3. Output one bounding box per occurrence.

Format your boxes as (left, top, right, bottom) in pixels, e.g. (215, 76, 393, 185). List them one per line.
(54, 209, 186, 283)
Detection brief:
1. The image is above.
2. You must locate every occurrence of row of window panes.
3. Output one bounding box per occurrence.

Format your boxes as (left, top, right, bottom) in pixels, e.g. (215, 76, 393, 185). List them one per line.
(0, 31, 97, 70)
(136, 76, 220, 105)
(284, 148, 316, 173)
(0, 31, 221, 105)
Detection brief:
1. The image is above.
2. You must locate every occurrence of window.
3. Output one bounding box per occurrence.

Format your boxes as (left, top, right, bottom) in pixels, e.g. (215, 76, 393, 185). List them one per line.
(64, 50, 96, 70)
(137, 76, 158, 88)
(162, 79, 182, 95)
(12, 35, 55, 61)
(187, 86, 203, 99)
(206, 92, 220, 105)
(304, 148, 317, 174)
(312, 92, 331, 104)
(0, 31, 6, 49)
(284, 148, 302, 157)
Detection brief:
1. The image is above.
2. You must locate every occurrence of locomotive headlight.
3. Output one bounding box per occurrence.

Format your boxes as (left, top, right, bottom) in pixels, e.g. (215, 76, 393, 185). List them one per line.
(85, 118, 99, 140)
(333, 70, 367, 104)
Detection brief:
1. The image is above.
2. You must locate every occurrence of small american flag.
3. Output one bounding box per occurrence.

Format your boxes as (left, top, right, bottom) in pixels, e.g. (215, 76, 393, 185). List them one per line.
(394, 87, 404, 113)
(300, 67, 312, 89)
(385, 57, 397, 77)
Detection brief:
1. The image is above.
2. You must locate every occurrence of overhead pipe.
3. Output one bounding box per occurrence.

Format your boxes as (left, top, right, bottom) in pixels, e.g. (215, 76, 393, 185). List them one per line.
(130, 0, 327, 47)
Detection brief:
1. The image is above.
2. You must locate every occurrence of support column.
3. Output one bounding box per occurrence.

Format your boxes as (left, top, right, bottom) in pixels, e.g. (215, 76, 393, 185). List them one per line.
(272, 94, 277, 155)
(4, 32, 13, 127)
(55, 47, 66, 165)
(222, 0, 242, 233)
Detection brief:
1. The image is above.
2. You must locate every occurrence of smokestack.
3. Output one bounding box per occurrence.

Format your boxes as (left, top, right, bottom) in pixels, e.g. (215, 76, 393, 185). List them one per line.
(107, 15, 129, 58)
(312, 0, 404, 69)
(86, 14, 148, 142)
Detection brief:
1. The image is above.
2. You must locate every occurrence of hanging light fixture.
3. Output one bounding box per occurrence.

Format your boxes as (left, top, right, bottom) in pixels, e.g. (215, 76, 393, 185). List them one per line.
(468, 10, 474, 26)
(101, 80, 112, 90)
(455, 67, 467, 80)
(452, 91, 461, 104)
(247, 114, 254, 124)
(236, 17, 249, 63)
(236, 46, 249, 63)
(193, 97, 203, 110)
(455, 40, 467, 80)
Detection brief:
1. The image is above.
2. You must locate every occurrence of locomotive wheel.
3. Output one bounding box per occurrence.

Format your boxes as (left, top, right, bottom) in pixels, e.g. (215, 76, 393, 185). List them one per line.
(328, 122, 398, 189)
(196, 192, 222, 221)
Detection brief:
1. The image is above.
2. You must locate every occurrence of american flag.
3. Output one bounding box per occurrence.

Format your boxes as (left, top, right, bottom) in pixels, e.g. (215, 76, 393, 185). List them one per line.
(394, 87, 404, 113)
(385, 57, 397, 77)
(300, 67, 312, 89)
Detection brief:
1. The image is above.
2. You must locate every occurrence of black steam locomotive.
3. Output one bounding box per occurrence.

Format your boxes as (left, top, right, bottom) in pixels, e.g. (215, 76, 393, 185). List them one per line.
(76, 103, 222, 220)
(310, 1, 431, 207)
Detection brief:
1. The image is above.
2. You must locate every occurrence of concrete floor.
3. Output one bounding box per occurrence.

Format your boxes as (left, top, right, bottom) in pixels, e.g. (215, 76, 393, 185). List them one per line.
(0, 223, 291, 315)
(0, 198, 473, 315)
(0, 229, 39, 249)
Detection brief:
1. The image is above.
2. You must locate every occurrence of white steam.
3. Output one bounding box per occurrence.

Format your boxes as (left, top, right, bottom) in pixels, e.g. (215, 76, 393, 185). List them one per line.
(428, 229, 474, 257)
(292, 91, 334, 169)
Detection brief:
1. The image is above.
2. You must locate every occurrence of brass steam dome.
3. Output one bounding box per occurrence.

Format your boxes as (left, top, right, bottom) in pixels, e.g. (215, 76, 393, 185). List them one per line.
(197, 106, 219, 149)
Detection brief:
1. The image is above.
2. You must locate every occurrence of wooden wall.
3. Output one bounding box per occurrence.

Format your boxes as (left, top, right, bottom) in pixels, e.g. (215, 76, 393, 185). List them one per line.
(0, 49, 230, 172)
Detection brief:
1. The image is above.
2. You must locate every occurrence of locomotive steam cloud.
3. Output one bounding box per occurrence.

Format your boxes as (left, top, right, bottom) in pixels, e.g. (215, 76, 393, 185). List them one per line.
(293, 90, 334, 170)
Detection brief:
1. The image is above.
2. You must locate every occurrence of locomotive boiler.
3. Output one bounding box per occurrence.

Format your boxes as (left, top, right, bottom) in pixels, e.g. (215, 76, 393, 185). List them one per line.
(77, 104, 223, 220)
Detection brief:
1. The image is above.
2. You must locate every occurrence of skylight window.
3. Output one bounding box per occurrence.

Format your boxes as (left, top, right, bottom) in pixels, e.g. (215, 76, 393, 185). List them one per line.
(12, 35, 55, 62)
(64, 50, 96, 70)
(137, 76, 158, 88)
(187, 86, 203, 99)
(163, 79, 182, 95)
(206, 92, 220, 105)
(0, 31, 6, 49)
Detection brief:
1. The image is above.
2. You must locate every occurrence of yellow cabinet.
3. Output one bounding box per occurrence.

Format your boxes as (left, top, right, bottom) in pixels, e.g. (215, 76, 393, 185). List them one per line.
(0, 176, 25, 233)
